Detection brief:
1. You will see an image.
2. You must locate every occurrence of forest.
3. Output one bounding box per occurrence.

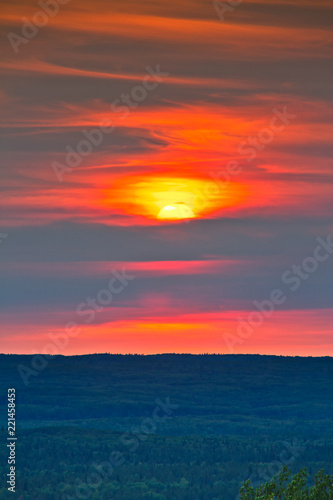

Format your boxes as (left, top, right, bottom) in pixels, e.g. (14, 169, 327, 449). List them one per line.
(0, 354, 332, 499)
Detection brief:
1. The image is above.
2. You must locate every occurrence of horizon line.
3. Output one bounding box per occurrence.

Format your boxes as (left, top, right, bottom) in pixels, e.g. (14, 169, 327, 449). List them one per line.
(0, 352, 332, 359)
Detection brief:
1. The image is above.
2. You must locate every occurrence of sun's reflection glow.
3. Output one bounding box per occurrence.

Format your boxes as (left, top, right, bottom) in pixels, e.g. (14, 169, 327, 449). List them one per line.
(105, 173, 247, 221)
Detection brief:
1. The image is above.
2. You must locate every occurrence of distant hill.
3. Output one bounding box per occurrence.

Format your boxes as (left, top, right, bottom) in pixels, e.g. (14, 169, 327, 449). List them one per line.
(0, 354, 332, 436)
(0, 354, 332, 499)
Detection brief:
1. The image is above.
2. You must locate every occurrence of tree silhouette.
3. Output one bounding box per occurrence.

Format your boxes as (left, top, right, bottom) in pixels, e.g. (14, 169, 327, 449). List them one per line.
(239, 466, 333, 499)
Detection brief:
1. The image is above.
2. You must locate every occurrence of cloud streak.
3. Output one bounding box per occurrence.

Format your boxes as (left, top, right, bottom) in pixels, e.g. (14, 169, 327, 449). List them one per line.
(0, 0, 332, 354)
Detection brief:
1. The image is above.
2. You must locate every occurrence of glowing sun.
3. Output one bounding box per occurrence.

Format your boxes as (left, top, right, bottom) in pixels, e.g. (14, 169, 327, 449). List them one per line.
(105, 173, 247, 222)
(157, 203, 195, 220)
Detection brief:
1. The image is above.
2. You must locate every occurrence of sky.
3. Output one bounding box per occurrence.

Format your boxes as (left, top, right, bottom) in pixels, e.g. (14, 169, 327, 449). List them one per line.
(0, 0, 332, 355)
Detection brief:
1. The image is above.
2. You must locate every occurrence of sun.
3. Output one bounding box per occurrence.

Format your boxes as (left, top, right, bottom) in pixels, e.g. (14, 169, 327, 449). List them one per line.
(157, 203, 195, 220)
(105, 172, 247, 222)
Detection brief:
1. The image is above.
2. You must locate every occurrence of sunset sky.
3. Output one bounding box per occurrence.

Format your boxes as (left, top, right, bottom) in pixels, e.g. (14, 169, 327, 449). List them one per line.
(0, 0, 332, 355)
